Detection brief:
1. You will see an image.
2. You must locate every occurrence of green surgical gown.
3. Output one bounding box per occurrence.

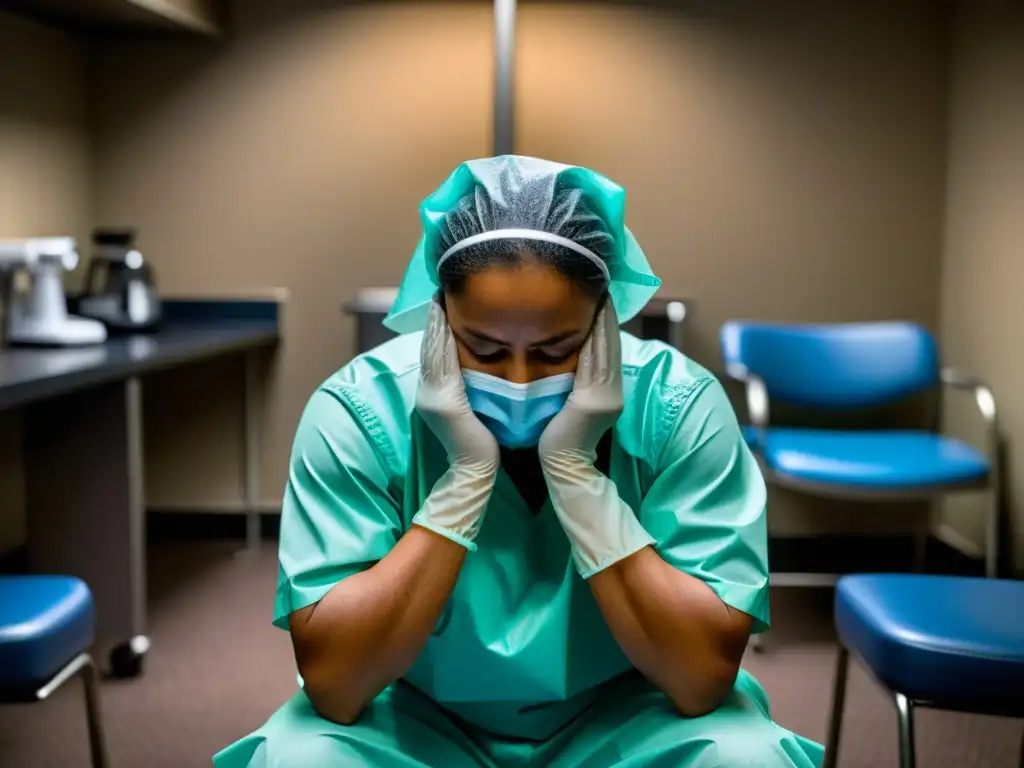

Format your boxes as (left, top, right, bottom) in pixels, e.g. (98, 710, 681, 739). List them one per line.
(214, 332, 823, 767)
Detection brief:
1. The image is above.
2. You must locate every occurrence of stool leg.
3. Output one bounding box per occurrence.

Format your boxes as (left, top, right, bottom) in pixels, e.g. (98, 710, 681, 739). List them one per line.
(822, 645, 850, 768)
(894, 692, 916, 768)
(80, 655, 111, 768)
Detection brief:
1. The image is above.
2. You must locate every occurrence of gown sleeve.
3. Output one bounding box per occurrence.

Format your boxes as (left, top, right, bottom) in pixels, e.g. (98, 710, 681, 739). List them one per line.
(273, 388, 404, 629)
(638, 376, 771, 632)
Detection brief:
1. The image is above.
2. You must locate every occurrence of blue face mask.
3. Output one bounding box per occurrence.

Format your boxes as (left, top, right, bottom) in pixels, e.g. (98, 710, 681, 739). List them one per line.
(462, 370, 575, 449)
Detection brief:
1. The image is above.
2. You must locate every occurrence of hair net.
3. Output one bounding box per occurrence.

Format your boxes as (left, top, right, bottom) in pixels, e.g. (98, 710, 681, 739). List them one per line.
(383, 155, 661, 334)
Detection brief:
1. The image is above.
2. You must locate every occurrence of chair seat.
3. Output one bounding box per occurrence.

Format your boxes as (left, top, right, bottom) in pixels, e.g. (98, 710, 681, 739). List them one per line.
(756, 429, 988, 488)
(0, 576, 95, 689)
(835, 574, 1024, 705)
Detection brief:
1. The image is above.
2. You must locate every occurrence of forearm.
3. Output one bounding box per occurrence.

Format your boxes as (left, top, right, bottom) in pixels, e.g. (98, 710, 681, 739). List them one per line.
(589, 546, 752, 717)
(289, 524, 466, 724)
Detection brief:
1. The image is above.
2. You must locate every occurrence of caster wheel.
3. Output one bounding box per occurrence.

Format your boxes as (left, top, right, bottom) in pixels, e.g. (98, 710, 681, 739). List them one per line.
(109, 636, 149, 678)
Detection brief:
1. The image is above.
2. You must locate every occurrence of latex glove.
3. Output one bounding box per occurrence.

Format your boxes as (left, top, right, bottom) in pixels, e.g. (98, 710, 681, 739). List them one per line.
(412, 299, 500, 551)
(538, 301, 655, 578)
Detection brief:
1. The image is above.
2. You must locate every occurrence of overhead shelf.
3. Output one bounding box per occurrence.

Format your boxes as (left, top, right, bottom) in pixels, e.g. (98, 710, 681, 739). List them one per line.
(3, 0, 223, 37)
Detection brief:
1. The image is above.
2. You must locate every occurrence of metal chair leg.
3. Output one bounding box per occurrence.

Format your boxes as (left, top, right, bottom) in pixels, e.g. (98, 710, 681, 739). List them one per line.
(982, 425, 1002, 578)
(822, 645, 849, 768)
(1018, 724, 1024, 768)
(894, 692, 916, 768)
(80, 655, 111, 768)
(985, 472, 1000, 578)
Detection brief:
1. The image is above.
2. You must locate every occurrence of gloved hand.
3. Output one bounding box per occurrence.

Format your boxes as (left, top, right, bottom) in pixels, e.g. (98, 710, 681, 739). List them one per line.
(539, 301, 656, 578)
(412, 299, 500, 551)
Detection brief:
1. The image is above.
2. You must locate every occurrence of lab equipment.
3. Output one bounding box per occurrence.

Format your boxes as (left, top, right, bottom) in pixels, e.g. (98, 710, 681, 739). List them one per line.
(720, 321, 1000, 584)
(621, 296, 690, 352)
(343, 287, 400, 354)
(411, 300, 500, 550)
(0, 575, 110, 767)
(78, 228, 162, 332)
(384, 156, 661, 335)
(824, 574, 1024, 768)
(1, 237, 107, 346)
(462, 369, 574, 449)
(539, 301, 655, 578)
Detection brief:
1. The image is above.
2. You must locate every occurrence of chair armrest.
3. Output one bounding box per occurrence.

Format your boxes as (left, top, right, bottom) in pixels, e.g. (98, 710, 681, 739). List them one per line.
(940, 367, 999, 483)
(940, 367, 998, 426)
(724, 364, 770, 448)
(939, 369, 1002, 578)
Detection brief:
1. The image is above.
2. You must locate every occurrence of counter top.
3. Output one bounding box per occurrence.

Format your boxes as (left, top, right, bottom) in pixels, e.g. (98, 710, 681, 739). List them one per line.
(0, 316, 278, 411)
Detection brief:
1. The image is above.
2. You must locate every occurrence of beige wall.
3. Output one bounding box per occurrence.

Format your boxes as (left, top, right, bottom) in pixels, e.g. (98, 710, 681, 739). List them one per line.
(519, 1, 949, 536)
(940, 1, 1024, 570)
(0, 11, 92, 552)
(2, 1, 1017, 565)
(88, 0, 949, 536)
(520, 1, 947, 361)
(91, 2, 494, 511)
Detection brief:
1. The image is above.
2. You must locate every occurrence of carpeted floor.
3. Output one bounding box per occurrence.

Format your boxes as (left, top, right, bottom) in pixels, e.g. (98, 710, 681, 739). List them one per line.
(1, 541, 1020, 767)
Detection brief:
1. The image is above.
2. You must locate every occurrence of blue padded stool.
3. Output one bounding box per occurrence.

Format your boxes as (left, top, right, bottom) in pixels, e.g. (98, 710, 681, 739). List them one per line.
(824, 574, 1024, 768)
(0, 576, 110, 767)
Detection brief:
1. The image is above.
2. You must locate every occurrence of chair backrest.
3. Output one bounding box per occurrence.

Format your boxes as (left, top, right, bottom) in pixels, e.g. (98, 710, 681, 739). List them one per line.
(720, 321, 939, 409)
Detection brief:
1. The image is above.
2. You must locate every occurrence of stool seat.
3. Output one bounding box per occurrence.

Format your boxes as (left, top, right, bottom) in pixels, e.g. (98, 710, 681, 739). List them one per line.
(835, 574, 1024, 706)
(0, 576, 95, 690)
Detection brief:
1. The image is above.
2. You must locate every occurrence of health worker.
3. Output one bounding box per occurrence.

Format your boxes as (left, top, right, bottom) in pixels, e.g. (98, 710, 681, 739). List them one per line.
(215, 156, 823, 768)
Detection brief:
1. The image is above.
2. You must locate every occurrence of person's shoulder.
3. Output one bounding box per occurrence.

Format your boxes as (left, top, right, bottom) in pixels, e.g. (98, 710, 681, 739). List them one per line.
(618, 332, 723, 461)
(319, 332, 423, 402)
(303, 333, 423, 476)
(620, 331, 716, 394)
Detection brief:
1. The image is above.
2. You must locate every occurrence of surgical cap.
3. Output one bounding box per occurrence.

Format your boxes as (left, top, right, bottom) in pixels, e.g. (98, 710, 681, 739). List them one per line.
(384, 155, 661, 334)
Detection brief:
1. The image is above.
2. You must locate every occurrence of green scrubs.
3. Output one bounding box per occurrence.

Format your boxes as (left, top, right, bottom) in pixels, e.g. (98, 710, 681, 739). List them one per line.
(214, 332, 823, 768)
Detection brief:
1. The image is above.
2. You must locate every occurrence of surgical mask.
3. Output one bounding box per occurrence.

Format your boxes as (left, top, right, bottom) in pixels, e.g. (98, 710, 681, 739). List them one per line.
(462, 370, 575, 449)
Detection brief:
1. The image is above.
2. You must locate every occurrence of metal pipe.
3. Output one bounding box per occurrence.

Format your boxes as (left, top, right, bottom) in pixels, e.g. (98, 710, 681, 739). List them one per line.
(493, 0, 517, 155)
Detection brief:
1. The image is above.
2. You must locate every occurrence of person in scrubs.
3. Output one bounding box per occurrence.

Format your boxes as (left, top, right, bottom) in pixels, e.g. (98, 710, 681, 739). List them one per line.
(215, 156, 823, 767)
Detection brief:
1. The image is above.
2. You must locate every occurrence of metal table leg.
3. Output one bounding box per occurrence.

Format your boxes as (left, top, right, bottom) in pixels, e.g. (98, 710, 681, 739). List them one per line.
(25, 377, 150, 677)
(242, 348, 261, 553)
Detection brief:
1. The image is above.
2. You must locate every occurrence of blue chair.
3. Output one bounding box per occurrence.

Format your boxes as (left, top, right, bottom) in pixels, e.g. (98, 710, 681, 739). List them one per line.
(0, 575, 110, 767)
(720, 321, 1001, 580)
(824, 574, 1024, 768)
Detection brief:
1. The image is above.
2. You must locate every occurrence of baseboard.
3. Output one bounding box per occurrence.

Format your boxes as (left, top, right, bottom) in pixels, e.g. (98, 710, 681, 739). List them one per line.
(147, 510, 281, 543)
(144, 510, 989, 578)
(767, 534, 984, 578)
(0, 546, 29, 575)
